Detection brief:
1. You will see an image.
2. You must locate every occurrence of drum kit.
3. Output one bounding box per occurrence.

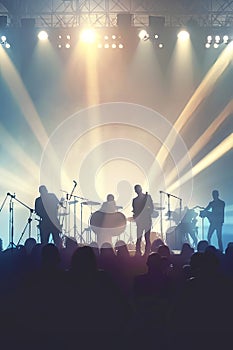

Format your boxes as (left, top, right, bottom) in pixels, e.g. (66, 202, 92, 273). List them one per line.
(58, 195, 167, 246)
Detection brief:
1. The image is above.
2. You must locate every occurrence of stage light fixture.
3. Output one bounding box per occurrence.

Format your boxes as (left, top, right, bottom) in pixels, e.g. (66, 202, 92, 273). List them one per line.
(214, 43, 219, 48)
(104, 43, 109, 48)
(158, 43, 164, 48)
(154, 34, 159, 39)
(112, 35, 117, 40)
(1, 35, 6, 42)
(223, 35, 229, 44)
(138, 29, 149, 41)
(104, 35, 109, 40)
(177, 30, 190, 41)
(207, 35, 212, 43)
(119, 43, 124, 49)
(66, 34, 71, 40)
(80, 28, 96, 44)
(0, 35, 10, 48)
(38, 30, 48, 41)
(112, 43, 117, 49)
(215, 35, 220, 43)
(205, 43, 211, 48)
(65, 43, 71, 49)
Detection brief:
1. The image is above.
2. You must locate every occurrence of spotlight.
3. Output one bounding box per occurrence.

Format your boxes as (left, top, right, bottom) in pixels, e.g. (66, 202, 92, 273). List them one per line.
(65, 43, 71, 49)
(104, 43, 109, 48)
(80, 28, 96, 43)
(138, 29, 149, 41)
(213, 43, 219, 48)
(223, 35, 229, 44)
(38, 31, 48, 41)
(1, 35, 6, 43)
(118, 43, 124, 49)
(66, 34, 71, 40)
(0, 35, 10, 48)
(215, 35, 220, 43)
(112, 43, 117, 49)
(177, 30, 190, 41)
(112, 35, 117, 40)
(205, 43, 211, 48)
(207, 35, 212, 43)
(154, 34, 159, 39)
(104, 35, 109, 40)
(158, 43, 164, 48)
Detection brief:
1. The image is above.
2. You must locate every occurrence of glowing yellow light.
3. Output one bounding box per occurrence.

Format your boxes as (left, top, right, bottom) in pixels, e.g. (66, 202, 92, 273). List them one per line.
(138, 29, 149, 41)
(38, 31, 48, 41)
(177, 30, 190, 41)
(80, 28, 96, 44)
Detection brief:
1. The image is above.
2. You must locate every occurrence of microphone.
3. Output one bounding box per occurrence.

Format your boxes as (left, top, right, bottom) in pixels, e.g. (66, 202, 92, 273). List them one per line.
(73, 180, 77, 186)
(7, 192, 15, 198)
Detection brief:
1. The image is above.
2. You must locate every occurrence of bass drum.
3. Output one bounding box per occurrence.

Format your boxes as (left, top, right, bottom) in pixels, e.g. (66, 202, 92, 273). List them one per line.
(165, 225, 183, 251)
(90, 211, 126, 246)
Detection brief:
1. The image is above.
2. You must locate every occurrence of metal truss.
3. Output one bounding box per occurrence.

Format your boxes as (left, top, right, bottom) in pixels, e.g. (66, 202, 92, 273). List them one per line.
(0, 0, 233, 28)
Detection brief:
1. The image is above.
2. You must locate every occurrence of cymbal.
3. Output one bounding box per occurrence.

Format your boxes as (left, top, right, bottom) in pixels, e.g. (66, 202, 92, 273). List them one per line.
(69, 200, 79, 205)
(82, 201, 100, 206)
(154, 206, 165, 210)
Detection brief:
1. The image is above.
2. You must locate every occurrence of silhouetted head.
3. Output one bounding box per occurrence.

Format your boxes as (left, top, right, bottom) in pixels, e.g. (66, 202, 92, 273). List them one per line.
(146, 252, 161, 272)
(41, 243, 60, 267)
(157, 244, 171, 258)
(212, 190, 219, 200)
(39, 185, 48, 196)
(107, 194, 114, 202)
(151, 238, 164, 252)
(71, 246, 97, 275)
(134, 184, 142, 194)
(115, 240, 129, 257)
(197, 240, 209, 253)
(24, 237, 37, 255)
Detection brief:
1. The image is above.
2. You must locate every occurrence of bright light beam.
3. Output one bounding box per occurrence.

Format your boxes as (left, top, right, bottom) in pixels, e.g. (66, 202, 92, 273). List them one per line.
(168, 133, 233, 193)
(152, 41, 233, 177)
(166, 99, 233, 187)
(0, 46, 49, 148)
(0, 123, 39, 179)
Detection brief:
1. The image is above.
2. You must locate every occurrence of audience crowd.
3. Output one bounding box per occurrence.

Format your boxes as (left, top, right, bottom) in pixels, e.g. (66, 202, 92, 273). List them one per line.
(0, 236, 233, 349)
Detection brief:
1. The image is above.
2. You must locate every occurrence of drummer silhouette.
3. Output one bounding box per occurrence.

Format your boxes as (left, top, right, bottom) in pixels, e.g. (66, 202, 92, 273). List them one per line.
(90, 194, 126, 248)
(100, 194, 117, 214)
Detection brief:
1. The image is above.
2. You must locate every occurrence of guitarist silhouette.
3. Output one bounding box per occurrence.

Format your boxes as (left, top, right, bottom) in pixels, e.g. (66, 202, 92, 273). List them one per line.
(201, 190, 225, 252)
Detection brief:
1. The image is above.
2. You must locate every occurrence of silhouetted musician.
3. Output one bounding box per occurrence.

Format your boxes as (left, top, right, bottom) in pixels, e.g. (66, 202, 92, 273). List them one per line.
(132, 184, 154, 256)
(202, 190, 225, 252)
(35, 185, 62, 249)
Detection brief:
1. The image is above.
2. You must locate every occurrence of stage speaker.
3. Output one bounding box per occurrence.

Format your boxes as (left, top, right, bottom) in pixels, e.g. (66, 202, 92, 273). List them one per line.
(117, 13, 132, 27)
(21, 18, 36, 28)
(0, 15, 7, 28)
(148, 16, 165, 29)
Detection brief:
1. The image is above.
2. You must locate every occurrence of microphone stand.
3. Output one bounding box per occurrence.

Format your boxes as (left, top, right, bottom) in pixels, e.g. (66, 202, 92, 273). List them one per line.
(8, 193, 16, 249)
(7, 193, 34, 246)
(159, 190, 183, 243)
